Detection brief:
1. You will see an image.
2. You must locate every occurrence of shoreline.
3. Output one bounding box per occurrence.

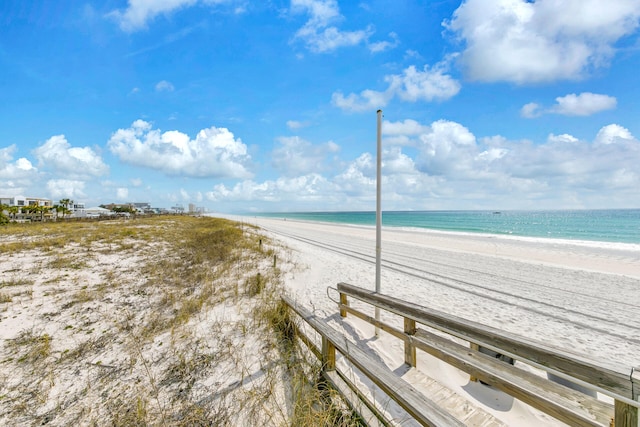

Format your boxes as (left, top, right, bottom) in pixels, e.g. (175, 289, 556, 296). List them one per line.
(242, 208, 640, 246)
(215, 214, 640, 279)
(251, 215, 640, 251)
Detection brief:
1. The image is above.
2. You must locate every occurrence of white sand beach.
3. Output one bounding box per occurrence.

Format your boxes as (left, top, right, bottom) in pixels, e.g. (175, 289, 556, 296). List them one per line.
(227, 214, 640, 426)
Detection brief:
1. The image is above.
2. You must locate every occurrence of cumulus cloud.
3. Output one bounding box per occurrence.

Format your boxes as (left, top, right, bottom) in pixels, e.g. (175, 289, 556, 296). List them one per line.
(206, 174, 336, 206)
(332, 61, 460, 112)
(368, 32, 400, 53)
(33, 135, 109, 179)
(594, 124, 634, 145)
(520, 102, 542, 118)
(271, 136, 340, 176)
(445, 0, 640, 83)
(204, 119, 640, 211)
(522, 92, 617, 118)
(0, 145, 38, 196)
(116, 187, 129, 200)
(109, 0, 234, 32)
(332, 89, 391, 112)
(46, 179, 87, 200)
(286, 120, 310, 130)
(107, 120, 253, 178)
(155, 80, 175, 92)
(0, 145, 37, 180)
(291, 0, 374, 52)
(380, 118, 640, 207)
(387, 63, 461, 102)
(550, 93, 617, 116)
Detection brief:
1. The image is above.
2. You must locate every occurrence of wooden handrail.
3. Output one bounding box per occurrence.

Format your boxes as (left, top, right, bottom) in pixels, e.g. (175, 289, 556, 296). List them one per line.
(283, 295, 466, 427)
(337, 282, 640, 427)
(337, 282, 633, 399)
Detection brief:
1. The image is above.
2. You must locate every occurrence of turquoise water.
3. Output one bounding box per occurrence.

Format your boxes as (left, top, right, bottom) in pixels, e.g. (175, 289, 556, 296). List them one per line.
(253, 210, 640, 245)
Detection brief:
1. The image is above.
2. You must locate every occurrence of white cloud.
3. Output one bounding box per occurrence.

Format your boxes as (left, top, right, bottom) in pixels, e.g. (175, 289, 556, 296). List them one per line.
(368, 32, 400, 53)
(110, 0, 197, 31)
(206, 173, 336, 205)
(291, 0, 374, 52)
(383, 119, 431, 137)
(522, 92, 617, 118)
(550, 93, 617, 116)
(33, 135, 109, 178)
(0, 145, 37, 179)
(386, 63, 461, 102)
(116, 187, 129, 200)
(46, 179, 86, 200)
(415, 120, 477, 176)
(286, 120, 310, 130)
(520, 102, 542, 118)
(155, 80, 175, 92)
(203, 120, 640, 211)
(333, 61, 460, 112)
(594, 124, 634, 145)
(331, 89, 391, 112)
(107, 120, 253, 178)
(271, 136, 340, 176)
(445, 0, 640, 83)
(109, 0, 235, 32)
(0, 145, 38, 196)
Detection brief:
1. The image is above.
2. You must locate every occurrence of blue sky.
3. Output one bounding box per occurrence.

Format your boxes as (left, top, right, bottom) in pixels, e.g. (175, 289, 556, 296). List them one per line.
(1, 0, 640, 212)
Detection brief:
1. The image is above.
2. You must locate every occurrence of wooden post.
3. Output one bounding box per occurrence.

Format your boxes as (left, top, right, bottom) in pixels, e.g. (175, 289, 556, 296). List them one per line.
(339, 293, 348, 317)
(273, 255, 277, 268)
(404, 318, 417, 367)
(322, 336, 336, 371)
(469, 343, 480, 382)
(613, 367, 639, 427)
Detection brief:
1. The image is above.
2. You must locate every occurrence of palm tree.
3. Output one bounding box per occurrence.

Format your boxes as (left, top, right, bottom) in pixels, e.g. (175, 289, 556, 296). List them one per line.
(0, 204, 9, 225)
(58, 199, 73, 218)
(8, 206, 19, 221)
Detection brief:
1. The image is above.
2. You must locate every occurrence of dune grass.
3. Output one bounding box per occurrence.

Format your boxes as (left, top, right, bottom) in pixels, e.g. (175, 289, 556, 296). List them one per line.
(0, 215, 358, 426)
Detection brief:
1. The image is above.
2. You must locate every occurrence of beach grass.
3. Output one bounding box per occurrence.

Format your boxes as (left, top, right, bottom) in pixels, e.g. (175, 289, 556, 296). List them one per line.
(0, 215, 358, 426)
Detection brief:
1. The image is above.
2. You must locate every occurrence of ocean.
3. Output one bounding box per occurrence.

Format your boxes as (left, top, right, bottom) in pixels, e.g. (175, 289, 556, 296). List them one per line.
(253, 209, 640, 246)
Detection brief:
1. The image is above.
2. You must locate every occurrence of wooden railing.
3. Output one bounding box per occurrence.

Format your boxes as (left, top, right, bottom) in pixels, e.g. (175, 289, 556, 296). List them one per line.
(282, 294, 466, 426)
(335, 282, 639, 427)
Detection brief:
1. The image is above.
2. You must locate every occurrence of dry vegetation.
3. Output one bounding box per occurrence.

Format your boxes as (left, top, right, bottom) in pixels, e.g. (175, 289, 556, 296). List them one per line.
(0, 216, 358, 426)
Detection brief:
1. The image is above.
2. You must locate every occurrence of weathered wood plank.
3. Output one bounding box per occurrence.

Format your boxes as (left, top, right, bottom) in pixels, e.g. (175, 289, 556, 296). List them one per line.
(340, 292, 348, 317)
(337, 282, 632, 398)
(322, 336, 336, 371)
(404, 318, 417, 367)
(614, 399, 638, 427)
(322, 370, 390, 427)
(412, 327, 613, 427)
(341, 300, 613, 427)
(469, 343, 480, 382)
(284, 295, 466, 427)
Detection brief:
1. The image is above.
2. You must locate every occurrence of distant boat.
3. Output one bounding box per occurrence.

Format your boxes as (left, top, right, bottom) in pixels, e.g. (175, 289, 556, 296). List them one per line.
(493, 211, 501, 214)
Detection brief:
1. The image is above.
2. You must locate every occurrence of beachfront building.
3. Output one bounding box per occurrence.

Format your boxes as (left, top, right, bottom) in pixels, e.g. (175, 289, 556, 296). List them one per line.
(57, 200, 86, 217)
(0, 196, 54, 222)
(1, 195, 53, 208)
(132, 202, 153, 214)
(171, 204, 185, 214)
(84, 206, 115, 218)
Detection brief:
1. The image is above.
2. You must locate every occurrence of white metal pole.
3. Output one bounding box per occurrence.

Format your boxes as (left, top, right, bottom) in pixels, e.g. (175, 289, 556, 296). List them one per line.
(375, 109, 382, 336)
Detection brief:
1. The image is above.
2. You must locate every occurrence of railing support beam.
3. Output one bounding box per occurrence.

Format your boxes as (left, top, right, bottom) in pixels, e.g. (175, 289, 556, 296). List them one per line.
(404, 317, 417, 367)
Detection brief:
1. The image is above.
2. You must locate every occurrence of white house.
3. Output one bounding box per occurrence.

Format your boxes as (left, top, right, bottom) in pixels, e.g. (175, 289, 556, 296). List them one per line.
(0, 196, 52, 208)
(83, 206, 115, 218)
